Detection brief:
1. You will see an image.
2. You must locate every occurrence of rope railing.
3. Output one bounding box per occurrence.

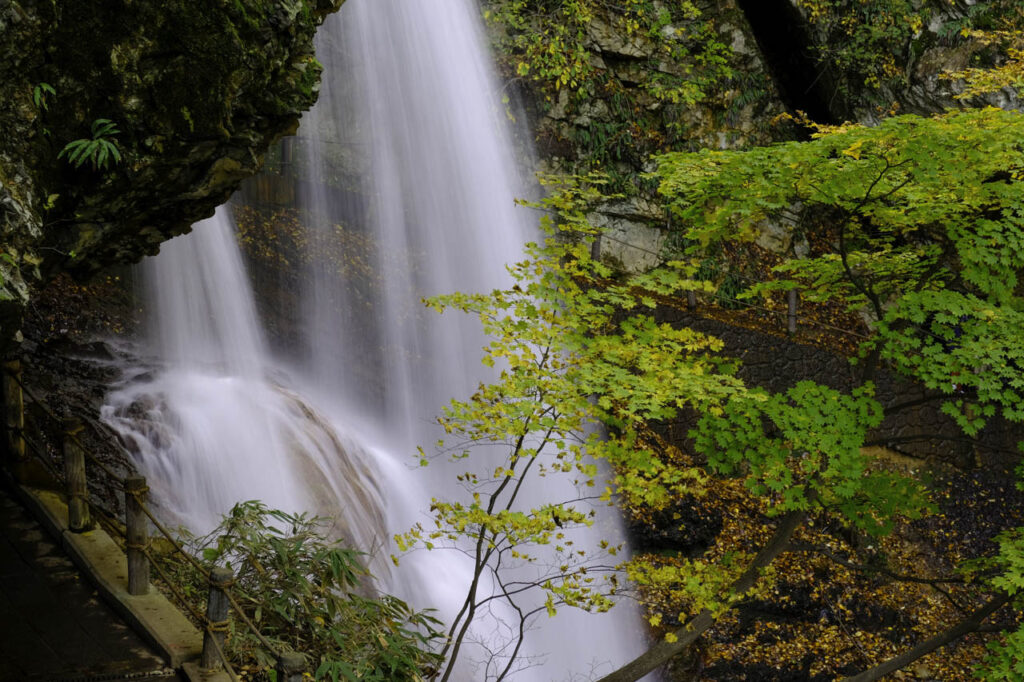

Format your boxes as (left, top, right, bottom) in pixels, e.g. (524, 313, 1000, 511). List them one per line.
(1, 358, 305, 681)
(142, 548, 243, 682)
(20, 430, 63, 480)
(18, 422, 127, 537)
(126, 485, 211, 581)
(4, 367, 128, 487)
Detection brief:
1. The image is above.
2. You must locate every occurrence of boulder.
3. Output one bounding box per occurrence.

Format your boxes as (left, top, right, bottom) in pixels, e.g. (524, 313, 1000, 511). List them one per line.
(590, 198, 668, 273)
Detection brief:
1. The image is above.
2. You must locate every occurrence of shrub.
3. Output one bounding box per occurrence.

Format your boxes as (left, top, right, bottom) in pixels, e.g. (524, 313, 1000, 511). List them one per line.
(174, 501, 444, 681)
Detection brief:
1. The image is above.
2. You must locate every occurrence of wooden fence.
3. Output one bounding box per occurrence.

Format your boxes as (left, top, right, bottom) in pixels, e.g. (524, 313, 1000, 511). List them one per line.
(1, 359, 306, 682)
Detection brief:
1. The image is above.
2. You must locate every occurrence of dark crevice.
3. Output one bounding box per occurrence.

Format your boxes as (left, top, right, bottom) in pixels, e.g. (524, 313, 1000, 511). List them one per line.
(735, 0, 843, 125)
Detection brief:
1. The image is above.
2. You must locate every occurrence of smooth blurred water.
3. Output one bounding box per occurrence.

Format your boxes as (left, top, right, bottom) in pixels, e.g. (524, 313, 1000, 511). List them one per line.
(101, 210, 389, 561)
(297, 0, 530, 433)
(103, 1, 651, 679)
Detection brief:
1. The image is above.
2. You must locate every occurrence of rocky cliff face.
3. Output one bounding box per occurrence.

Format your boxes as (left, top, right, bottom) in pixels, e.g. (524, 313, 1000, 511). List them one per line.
(478, 0, 791, 273)
(0, 0, 342, 348)
(485, 0, 785, 176)
(480, 0, 1020, 272)
(773, 0, 1021, 121)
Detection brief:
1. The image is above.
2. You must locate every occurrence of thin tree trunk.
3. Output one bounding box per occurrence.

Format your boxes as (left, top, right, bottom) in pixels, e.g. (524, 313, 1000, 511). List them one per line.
(841, 592, 1011, 682)
(596, 509, 806, 682)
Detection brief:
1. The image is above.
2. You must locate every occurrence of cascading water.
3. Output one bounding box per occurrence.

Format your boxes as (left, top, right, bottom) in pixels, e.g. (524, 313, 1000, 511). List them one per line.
(289, 2, 651, 679)
(102, 209, 388, 555)
(104, 0, 651, 679)
(295, 0, 530, 432)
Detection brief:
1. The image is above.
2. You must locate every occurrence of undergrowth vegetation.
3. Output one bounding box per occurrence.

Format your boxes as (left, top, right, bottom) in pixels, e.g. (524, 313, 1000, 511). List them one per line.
(168, 502, 443, 681)
(481, 0, 772, 184)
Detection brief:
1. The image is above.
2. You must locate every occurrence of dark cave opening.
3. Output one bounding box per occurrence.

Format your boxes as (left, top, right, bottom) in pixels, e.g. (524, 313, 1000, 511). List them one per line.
(734, 0, 843, 124)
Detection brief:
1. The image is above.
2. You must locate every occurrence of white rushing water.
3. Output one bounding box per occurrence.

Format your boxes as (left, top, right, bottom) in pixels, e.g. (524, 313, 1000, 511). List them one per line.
(296, 0, 529, 432)
(102, 209, 389, 558)
(104, 0, 650, 679)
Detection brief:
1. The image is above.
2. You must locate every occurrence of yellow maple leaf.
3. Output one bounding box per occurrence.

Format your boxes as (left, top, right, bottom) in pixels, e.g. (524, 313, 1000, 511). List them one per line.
(842, 139, 865, 160)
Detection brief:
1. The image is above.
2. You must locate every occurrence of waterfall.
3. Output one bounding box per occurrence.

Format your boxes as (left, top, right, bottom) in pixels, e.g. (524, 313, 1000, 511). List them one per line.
(295, 0, 529, 436)
(103, 0, 650, 679)
(102, 209, 388, 557)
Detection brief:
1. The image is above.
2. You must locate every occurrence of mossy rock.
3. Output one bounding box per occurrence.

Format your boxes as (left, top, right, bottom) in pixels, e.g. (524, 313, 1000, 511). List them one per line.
(0, 0, 343, 347)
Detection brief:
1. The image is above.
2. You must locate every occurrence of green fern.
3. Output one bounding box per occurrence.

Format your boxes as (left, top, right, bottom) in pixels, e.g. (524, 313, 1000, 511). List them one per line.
(32, 82, 55, 111)
(59, 118, 122, 171)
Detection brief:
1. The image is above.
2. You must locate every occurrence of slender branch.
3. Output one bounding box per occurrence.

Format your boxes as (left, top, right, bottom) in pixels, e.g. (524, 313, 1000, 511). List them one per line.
(595, 508, 807, 682)
(439, 421, 539, 675)
(850, 157, 911, 214)
(493, 571, 530, 681)
(841, 592, 1012, 682)
(441, 403, 559, 678)
(835, 156, 913, 326)
(821, 590, 874, 665)
(794, 543, 964, 586)
(870, 174, 913, 203)
(503, 427, 555, 513)
(838, 217, 885, 324)
(793, 542, 968, 614)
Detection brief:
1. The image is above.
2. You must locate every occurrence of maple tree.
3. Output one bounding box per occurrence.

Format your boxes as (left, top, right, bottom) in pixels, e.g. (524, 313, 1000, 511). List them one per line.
(397, 176, 741, 681)
(618, 106, 1024, 681)
(406, 107, 1024, 681)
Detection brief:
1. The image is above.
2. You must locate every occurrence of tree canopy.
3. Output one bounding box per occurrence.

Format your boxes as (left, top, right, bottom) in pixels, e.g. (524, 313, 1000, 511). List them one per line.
(649, 106, 1024, 681)
(407, 106, 1024, 681)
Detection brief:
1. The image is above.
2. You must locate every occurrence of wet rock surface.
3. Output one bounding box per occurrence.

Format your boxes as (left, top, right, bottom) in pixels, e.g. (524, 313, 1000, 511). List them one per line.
(19, 273, 145, 519)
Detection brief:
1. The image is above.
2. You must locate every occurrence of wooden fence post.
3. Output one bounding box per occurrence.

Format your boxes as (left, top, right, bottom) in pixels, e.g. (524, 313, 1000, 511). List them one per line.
(124, 476, 150, 595)
(280, 136, 293, 176)
(787, 289, 799, 335)
(276, 651, 306, 682)
(3, 359, 25, 479)
(201, 567, 234, 670)
(62, 418, 91, 532)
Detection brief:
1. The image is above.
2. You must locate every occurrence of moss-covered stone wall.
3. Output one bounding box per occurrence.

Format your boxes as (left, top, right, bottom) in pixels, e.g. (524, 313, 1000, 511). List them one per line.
(483, 0, 787, 187)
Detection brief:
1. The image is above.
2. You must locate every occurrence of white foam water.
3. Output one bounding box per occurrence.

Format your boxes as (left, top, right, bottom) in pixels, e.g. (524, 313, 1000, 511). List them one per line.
(101, 210, 388, 562)
(103, 1, 652, 679)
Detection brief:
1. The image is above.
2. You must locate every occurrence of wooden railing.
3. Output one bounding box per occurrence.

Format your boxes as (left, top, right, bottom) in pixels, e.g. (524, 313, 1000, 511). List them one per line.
(1, 359, 306, 682)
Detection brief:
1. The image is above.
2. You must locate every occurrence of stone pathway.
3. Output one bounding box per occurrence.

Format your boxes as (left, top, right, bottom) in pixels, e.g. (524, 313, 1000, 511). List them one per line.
(0, 484, 184, 681)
